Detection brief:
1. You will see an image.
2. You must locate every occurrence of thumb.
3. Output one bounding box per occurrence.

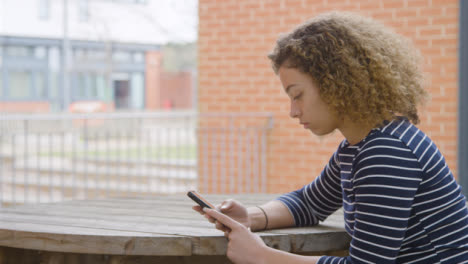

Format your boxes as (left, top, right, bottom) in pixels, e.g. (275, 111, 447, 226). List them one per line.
(220, 200, 234, 212)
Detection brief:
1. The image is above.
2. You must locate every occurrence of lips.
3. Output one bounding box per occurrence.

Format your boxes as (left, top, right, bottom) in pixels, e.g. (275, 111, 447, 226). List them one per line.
(301, 123, 309, 128)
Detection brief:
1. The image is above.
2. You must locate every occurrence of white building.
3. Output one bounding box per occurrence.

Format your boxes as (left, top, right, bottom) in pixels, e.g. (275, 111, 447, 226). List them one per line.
(0, 0, 197, 112)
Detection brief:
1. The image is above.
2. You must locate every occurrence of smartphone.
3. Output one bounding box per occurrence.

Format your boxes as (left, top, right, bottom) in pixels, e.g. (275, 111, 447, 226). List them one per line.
(187, 190, 215, 209)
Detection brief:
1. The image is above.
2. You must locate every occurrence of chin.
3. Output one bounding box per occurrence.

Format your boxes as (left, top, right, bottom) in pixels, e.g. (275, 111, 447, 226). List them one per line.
(310, 127, 335, 136)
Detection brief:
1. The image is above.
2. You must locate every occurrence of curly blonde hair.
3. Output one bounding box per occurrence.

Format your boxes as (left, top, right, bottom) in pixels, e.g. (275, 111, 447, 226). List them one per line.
(268, 12, 428, 127)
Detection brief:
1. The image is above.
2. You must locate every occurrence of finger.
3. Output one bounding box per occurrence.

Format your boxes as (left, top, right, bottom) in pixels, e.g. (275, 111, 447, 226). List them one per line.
(204, 214, 216, 223)
(220, 225, 230, 233)
(215, 220, 231, 232)
(203, 208, 243, 231)
(215, 203, 223, 211)
(215, 220, 223, 230)
(192, 205, 204, 215)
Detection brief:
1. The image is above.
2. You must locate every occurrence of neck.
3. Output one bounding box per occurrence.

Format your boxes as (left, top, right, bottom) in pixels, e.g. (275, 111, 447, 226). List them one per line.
(338, 118, 375, 145)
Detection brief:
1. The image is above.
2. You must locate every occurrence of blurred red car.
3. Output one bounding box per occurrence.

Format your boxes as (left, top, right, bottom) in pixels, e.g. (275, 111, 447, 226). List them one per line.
(69, 101, 109, 113)
(69, 101, 112, 127)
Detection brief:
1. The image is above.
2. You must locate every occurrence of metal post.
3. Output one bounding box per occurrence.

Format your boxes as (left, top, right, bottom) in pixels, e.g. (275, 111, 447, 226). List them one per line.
(191, 69, 197, 110)
(24, 120, 28, 203)
(0, 124, 3, 207)
(202, 129, 208, 193)
(62, 0, 70, 112)
(459, 0, 468, 197)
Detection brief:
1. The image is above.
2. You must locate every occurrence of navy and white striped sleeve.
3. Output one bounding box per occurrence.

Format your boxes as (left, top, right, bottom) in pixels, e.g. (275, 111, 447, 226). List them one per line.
(319, 138, 422, 264)
(276, 149, 343, 226)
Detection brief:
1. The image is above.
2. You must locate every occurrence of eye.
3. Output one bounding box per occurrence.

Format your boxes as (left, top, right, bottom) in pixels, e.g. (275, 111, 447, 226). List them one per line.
(293, 93, 302, 101)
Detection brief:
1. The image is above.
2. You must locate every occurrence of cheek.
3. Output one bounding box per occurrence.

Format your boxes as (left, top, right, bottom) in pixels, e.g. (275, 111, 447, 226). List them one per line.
(305, 100, 332, 119)
(305, 103, 337, 130)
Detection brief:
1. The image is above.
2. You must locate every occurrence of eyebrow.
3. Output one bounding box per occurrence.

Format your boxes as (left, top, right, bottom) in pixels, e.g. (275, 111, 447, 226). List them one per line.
(285, 84, 298, 94)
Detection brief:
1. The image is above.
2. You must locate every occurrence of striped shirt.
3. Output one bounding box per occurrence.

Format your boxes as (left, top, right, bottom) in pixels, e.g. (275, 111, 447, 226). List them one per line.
(277, 118, 468, 263)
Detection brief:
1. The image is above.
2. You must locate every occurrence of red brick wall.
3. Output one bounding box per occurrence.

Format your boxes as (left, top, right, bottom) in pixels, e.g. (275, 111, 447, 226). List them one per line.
(145, 51, 163, 110)
(145, 51, 194, 110)
(0, 102, 50, 113)
(160, 72, 193, 109)
(198, 0, 459, 193)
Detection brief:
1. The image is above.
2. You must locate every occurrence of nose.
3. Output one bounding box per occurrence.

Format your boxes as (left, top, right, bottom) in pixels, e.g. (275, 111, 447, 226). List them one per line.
(289, 101, 300, 118)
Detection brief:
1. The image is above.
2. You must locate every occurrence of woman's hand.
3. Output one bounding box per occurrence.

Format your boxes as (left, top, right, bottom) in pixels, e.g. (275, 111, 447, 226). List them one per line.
(203, 207, 269, 264)
(192, 199, 250, 232)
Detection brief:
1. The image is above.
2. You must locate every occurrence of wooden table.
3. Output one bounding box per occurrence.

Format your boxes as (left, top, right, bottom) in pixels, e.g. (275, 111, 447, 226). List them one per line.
(0, 194, 351, 264)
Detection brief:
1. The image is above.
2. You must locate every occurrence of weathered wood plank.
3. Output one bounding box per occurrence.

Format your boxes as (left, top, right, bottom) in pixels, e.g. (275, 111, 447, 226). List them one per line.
(0, 246, 234, 264)
(0, 205, 344, 237)
(0, 222, 192, 256)
(0, 194, 348, 257)
(0, 212, 293, 255)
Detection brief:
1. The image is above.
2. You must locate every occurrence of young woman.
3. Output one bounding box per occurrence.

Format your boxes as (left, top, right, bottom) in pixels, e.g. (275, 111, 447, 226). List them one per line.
(194, 12, 468, 264)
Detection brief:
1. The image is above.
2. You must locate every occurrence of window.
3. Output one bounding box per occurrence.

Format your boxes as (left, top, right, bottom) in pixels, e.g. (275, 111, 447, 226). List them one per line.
(76, 73, 87, 98)
(0, 47, 2, 97)
(36, 72, 47, 98)
(38, 0, 50, 20)
(130, 73, 144, 109)
(78, 0, 89, 22)
(34, 46, 47, 59)
(6, 46, 32, 57)
(133, 52, 144, 63)
(113, 51, 131, 62)
(48, 47, 60, 71)
(96, 74, 112, 102)
(73, 72, 105, 100)
(74, 48, 86, 61)
(48, 47, 60, 99)
(9, 71, 32, 99)
(49, 72, 60, 98)
(89, 74, 98, 97)
(89, 50, 106, 60)
(0, 72, 3, 98)
(112, 0, 148, 4)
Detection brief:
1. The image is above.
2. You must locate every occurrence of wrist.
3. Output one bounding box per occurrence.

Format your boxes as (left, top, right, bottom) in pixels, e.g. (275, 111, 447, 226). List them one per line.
(255, 244, 272, 264)
(247, 206, 267, 231)
(260, 246, 322, 264)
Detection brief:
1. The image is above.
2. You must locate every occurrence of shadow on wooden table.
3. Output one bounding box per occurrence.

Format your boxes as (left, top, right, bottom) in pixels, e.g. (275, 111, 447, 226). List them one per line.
(0, 246, 348, 264)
